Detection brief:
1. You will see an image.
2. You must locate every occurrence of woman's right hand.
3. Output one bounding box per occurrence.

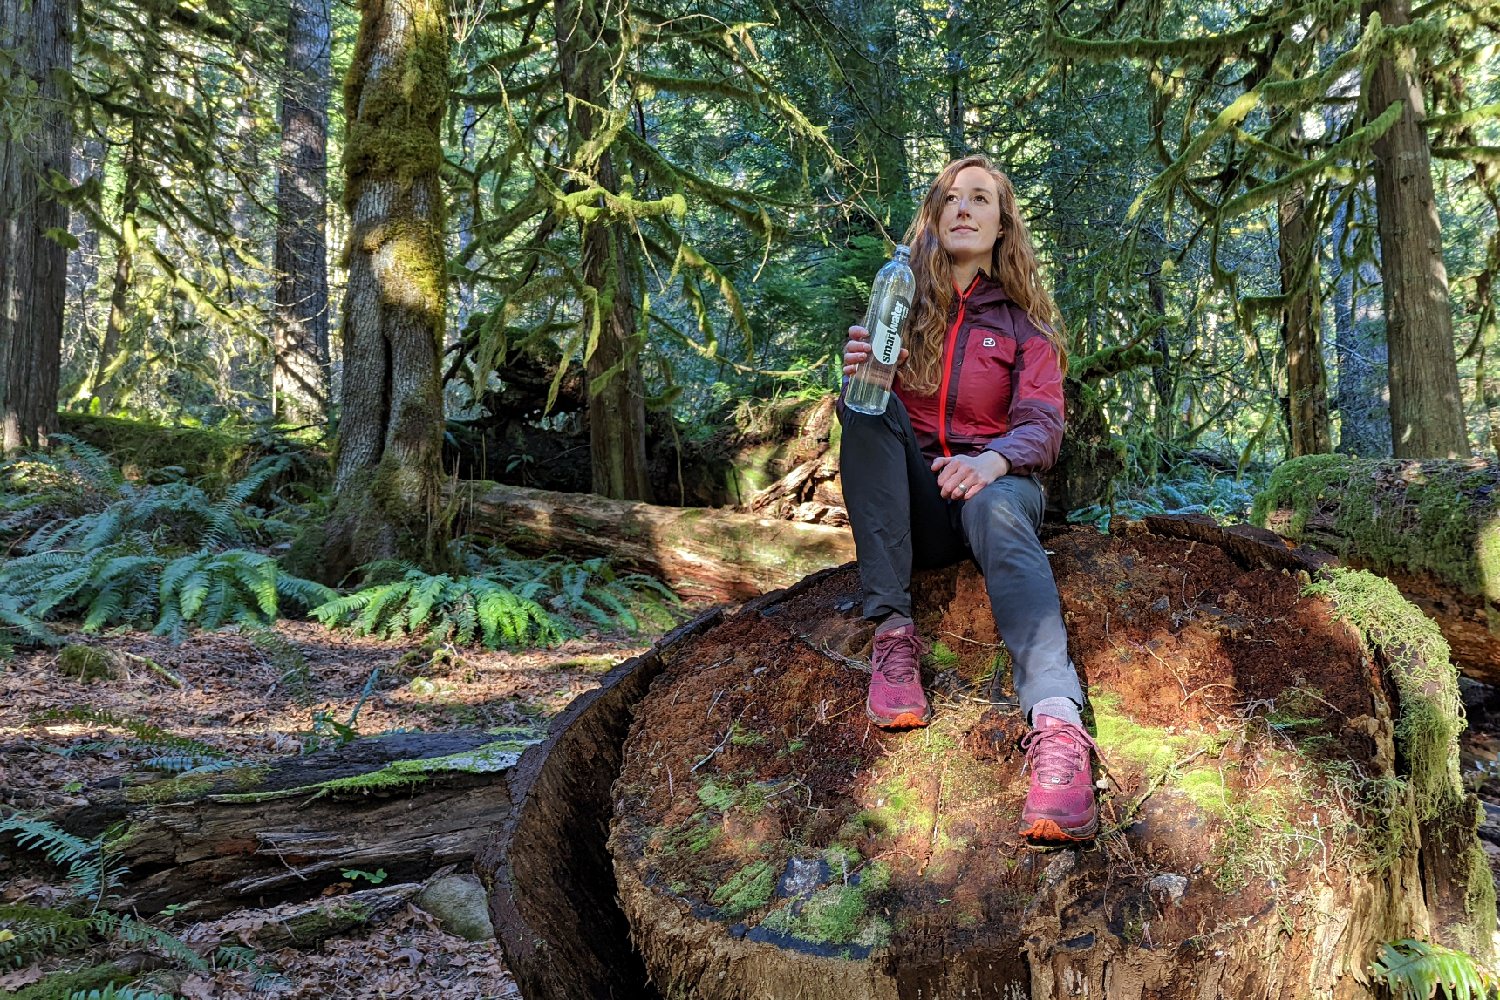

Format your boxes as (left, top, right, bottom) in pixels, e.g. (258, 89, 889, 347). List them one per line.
(842, 325, 908, 376)
(842, 326, 872, 376)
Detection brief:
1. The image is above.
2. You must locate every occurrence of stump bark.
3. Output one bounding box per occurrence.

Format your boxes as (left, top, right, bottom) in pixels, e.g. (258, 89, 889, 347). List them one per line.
(62, 730, 533, 919)
(484, 518, 1493, 999)
(1252, 454, 1500, 684)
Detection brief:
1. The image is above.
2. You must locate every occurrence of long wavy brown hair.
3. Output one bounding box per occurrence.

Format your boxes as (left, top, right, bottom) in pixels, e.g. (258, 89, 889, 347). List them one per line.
(899, 155, 1067, 395)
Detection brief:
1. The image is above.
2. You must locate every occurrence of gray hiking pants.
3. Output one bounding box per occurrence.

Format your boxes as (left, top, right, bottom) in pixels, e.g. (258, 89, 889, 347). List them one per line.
(838, 395, 1084, 718)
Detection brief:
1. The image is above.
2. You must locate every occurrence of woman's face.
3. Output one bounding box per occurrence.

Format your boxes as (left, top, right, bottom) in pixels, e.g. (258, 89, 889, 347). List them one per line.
(937, 165, 1002, 271)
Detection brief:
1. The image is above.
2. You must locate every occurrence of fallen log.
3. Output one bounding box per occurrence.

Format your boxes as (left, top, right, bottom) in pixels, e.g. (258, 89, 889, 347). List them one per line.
(1252, 453, 1500, 684)
(453, 481, 856, 602)
(62, 730, 535, 919)
(482, 519, 1493, 999)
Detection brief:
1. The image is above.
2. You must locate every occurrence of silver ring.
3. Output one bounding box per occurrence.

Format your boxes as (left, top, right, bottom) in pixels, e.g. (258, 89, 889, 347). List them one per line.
(956, 484, 968, 494)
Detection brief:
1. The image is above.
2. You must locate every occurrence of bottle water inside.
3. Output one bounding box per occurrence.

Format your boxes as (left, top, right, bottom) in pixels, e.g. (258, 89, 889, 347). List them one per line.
(843, 245, 915, 415)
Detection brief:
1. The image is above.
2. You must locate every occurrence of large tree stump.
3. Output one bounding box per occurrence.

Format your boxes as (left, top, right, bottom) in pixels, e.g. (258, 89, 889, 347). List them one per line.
(485, 519, 1493, 999)
(1252, 454, 1500, 684)
(61, 730, 534, 919)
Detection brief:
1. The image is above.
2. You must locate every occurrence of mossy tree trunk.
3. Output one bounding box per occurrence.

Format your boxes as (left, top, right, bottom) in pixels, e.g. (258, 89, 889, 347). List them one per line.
(85, 112, 147, 416)
(273, 0, 332, 428)
(0, 0, 72, 454)
(1362, 0, 1469, 459)
(319, 0, 451, 582)
(554, 0, 653, 503)
(1276, 124, 1331, 457)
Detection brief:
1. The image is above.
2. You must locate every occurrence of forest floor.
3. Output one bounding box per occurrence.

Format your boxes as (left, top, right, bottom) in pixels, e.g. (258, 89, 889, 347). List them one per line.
(0, 618, 665, 998)
(6, 611, 1500, 998)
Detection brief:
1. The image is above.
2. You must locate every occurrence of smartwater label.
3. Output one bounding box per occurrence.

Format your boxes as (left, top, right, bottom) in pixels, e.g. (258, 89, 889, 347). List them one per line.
(870, 296, 909, 365)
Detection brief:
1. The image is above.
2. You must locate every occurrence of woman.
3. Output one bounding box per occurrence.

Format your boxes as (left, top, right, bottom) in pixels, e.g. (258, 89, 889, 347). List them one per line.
(839, 154, 1097, 842)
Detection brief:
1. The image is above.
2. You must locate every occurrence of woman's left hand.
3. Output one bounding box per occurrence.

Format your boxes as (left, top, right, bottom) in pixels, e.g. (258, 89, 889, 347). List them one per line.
(932, 452, 1010, 500)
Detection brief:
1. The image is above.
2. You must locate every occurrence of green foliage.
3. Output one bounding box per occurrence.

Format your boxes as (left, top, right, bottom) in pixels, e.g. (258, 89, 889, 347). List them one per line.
(0, 811, 112, 902)
(0, 904, 94, 968)
(1069, 462, 1262, 531)
(0, 437, 123, 540)
(0, 451, 335, 639)
(314, 570, 560, 648)
(47, 707, 226, 763)
(0, 809, 209, 987)
(314, 554, 679, 649)
(68, 987, 176, 1000)
(1370, 939, 1498, 1000)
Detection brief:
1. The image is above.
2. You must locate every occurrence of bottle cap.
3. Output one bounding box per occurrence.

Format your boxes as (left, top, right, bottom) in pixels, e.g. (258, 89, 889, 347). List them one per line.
(893, 244, 910, 261)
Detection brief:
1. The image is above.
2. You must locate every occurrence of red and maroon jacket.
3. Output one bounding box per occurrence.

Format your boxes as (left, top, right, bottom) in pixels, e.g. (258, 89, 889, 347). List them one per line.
(894, 271, 1065, 475)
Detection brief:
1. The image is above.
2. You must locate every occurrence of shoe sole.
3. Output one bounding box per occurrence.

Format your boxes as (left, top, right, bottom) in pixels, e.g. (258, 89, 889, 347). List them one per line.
(866, 705, 931, 730)
(1020, 816, 1099, 842)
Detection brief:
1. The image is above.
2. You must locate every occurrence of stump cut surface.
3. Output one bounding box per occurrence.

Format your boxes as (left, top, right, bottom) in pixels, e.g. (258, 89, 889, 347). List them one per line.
(609, 523, 1465, 998)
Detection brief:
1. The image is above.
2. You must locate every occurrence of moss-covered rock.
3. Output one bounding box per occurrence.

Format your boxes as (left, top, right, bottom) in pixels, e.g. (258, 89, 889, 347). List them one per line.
(56, 644, 121, 682)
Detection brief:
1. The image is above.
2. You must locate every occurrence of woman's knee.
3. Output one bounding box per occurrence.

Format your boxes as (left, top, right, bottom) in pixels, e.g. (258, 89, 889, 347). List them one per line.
(966, 482, 1038, 540)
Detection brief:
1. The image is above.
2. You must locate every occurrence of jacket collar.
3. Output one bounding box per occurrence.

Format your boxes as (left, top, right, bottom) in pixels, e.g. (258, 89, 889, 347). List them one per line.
(952, 269, 1010, 310)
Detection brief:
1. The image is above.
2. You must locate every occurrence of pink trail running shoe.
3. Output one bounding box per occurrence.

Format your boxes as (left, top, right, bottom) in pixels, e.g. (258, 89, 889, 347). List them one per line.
(1019, 714, 1099, 841)
(865, 624, 931, 729)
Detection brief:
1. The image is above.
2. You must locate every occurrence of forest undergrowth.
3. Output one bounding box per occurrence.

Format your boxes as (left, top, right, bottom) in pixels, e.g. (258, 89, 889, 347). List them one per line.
(0, 441, 681, 999)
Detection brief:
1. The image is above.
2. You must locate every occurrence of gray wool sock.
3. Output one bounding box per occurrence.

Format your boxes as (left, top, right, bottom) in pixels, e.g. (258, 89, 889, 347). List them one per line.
(874, 614, 913, 636)
(1031, 696, 1082, 728)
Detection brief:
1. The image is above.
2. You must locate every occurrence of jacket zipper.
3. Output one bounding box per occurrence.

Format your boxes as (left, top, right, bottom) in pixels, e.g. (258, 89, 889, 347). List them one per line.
(937, 275, 980, 458)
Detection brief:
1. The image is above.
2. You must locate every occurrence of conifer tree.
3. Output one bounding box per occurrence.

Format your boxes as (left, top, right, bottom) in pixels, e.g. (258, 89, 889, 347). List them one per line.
(1, 0, 73, 452)
(273, 0, 332, 428)
(319, 0, 451, 579)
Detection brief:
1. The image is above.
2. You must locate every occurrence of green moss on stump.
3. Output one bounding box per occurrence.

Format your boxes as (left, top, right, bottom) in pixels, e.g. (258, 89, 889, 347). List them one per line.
(1306, 569, 1462, 820)
(1253, 454, 1500, 601)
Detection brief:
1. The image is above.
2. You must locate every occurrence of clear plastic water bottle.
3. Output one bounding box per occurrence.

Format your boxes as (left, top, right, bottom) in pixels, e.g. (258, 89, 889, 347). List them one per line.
(843, 245, 915, 415)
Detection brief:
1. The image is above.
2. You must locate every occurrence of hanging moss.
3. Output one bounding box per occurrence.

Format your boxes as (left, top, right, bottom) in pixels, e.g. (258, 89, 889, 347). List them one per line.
(1252, 454, 1500, 602)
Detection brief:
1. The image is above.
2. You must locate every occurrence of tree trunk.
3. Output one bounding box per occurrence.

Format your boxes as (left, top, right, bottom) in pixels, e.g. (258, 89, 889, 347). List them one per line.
(1363, 0, 1469, 459)
(0, 0, 72, 453)
(1278, 166, 1331, 456)
(85, 122, 144, 415)
(65, 133, 104, 381)
(454, 480, 856, 602)
(944, 0, 965, 159)
(1329, 191, 1392, 456)
(483, 524, 1492, 998)
(317, 0, 450, 582)
(554, 0, 652, 502)
(62, 730, 528, 919)
(273, 0, 332, 428)
(1253, 453, 1500, 685)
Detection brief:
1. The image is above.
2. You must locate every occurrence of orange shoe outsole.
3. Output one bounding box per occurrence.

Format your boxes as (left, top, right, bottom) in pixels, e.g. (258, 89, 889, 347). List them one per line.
(1020, 817, 1099, 842)
(866, 706, 931, 730)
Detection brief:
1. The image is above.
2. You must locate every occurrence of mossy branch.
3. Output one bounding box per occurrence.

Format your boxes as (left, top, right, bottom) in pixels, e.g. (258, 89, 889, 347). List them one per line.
(1219, 101, 1403, 218)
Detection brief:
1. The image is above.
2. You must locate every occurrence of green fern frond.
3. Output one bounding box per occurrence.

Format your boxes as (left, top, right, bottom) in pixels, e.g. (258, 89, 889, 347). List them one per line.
(40, 708, 222, 759)
(0, 811, 106, 898)
(275, 573, 337, 613)
(68, 986, 177, 1000)
(95, 914, 207, 971)
(0, 903, 93, 967)
(1370, 938, 1498, 1000)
